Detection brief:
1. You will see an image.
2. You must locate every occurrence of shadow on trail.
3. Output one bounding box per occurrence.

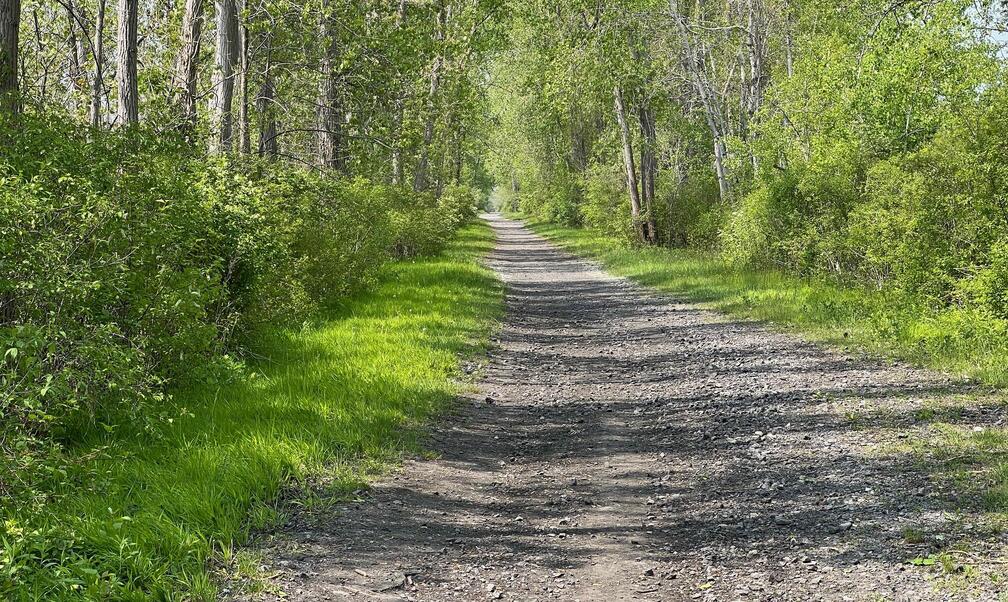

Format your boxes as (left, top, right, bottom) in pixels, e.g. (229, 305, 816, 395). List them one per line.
(246, 214, 1005, 602)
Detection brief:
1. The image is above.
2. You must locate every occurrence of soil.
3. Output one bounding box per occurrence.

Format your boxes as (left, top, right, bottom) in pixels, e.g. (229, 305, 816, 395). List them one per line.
(236, 214, 1007, 602)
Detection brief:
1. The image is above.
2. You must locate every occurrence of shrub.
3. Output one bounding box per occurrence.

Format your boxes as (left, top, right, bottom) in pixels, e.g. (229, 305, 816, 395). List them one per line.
(301, 177, 395, 302)
(0, 120, 223, 440)
(659, 172, 723, 250)
(515, 171, 582, 227)
(0, 115, 474, 512)
(722, 186, 774, 266)
(846, 158, 932, 292)
(388, 183, 483, 259)
(966, 239, 1008, 321)
(581, 166, 631, 241)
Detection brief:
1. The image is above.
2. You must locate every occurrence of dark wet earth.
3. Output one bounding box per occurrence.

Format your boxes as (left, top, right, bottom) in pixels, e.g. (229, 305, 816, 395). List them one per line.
(238, 214, 1008, 601)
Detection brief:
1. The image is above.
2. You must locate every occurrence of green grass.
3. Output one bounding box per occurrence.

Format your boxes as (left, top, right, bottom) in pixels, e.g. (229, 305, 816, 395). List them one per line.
(2, 222, 502, 600)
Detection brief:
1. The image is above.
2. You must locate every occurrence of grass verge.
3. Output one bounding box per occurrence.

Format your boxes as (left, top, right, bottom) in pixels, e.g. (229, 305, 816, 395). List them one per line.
(2, 222, 502, 601)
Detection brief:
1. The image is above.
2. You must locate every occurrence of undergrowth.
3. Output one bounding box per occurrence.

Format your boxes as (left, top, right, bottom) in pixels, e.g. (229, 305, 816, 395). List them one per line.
(0, 223, 503, 600)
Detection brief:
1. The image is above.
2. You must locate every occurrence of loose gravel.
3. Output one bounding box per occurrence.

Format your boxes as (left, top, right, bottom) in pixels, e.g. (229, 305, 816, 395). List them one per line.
(238, 214, 1007, 602)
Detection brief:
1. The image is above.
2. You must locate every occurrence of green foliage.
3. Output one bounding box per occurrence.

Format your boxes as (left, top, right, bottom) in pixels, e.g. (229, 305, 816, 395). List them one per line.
(581, 165, 631, 239)
(660, 173, 723, 250)
(5, 0, 506, 595)
(388, 184, 480, 259)
(0, 115, 480, 593)
(0, 118, 220, 444)
(0, 223, 501, 600)
(492, 0, 1008, 345)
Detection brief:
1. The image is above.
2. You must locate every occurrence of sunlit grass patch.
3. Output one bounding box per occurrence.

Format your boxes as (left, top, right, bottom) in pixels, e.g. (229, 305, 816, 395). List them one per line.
(2, 222, 503, 601)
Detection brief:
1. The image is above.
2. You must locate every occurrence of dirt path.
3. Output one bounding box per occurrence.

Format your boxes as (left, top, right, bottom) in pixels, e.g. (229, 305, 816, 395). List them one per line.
(241, 214, 1005, 602)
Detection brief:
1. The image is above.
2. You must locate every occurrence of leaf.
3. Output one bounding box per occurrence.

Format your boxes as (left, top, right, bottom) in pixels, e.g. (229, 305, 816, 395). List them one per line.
(909, 556, 936, 566)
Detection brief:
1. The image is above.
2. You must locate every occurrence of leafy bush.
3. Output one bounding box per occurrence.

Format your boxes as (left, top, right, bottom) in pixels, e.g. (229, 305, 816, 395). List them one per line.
(581, 166, 631, 240)
(0, 115, 476, 515)
(722, 186, 774, 266)
(0, 120, 221, 441)
(514, 171, 582, 227)
(658, 172, 722, 250)
(388, 183, 483, 259)
(967, 239, 1008, 321)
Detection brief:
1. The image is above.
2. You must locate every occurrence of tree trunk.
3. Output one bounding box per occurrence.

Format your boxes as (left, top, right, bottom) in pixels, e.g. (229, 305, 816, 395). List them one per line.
(211, 0, 238, 152)
(115, 0, 138, 125)
(744, 0, 767, 172)
(391, 96, 404, 184)
(256, 33, 277, 158)
(670, 0, 731, 203)
(65, 1, 87, 108)
(413, 0, 445, 192)
(316, 0, 343, 170)
(237, 0, 249, 153)
(256, 75, 277, 158)
(390, 0, 407, 184)
(614, 85, 644, 242)
(90, 0, 105, 127)
(713, 137, 729, 203)
(32, 9, 50, 99)
(174, 0, 203, 133)
(637, 100, 658, 244)
(0, 0, 20, 113)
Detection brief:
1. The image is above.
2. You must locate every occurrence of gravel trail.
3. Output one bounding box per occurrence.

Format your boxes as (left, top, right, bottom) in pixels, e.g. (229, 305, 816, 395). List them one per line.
(241, 214, 1006, 602)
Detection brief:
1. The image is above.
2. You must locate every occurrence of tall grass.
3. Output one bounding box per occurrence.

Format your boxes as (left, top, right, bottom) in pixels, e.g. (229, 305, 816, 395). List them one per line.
(2, 223, 502, 601)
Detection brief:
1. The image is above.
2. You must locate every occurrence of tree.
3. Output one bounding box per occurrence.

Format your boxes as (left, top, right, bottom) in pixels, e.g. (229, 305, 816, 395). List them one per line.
(413, 0, 446, 192)
(64, 0, 88, 110)
(211, 0, 238, 152)
(256, 28, 277, 158)
(237, 0, 250, 153)
(669, 0, 732, 204)
(116, 0, 138, 125)
(613, 85, 645, 242)
(174, 0, 205, 133)
(90, 0, 107, 127)
(390, 0, 408, 185)
(316, 0, 343, 170)
(0, 0, 20, 113)
(636, 98, 657, 243)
